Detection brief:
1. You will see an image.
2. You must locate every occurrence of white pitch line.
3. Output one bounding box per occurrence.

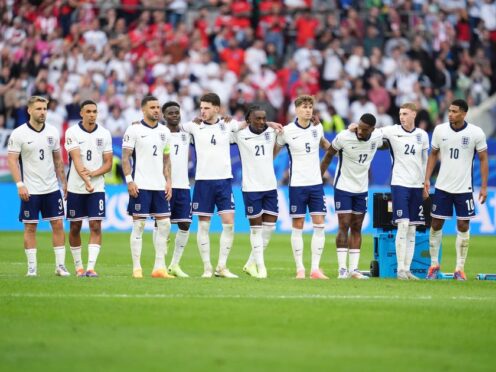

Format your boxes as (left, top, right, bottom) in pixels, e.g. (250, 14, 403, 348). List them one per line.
(1, 293, 495, 301)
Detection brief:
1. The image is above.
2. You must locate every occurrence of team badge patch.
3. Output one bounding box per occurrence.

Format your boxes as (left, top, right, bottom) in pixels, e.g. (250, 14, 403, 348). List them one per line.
(371, 142, 377, 150)
(135, 204, 141, 211)
(312, 129, 317, 139)
(160, 133, 166, 142)
(265, 132, 271, 142)
(336, 202, 341, 209)
(220, 123, 226, 132)
(181, 133, 187, 143)
(291, 205, 297, 213)
(47, 136, 54, 146)
(69, 210, 76, 217)
(96, 138, 104, 149)
(247, 206, 253, 214)
(24, 211, 30, 218)
(192, 203, 199, 210)
(416, 134, 422, 143)
(461, 136, 469, 148)
(397, 210, 403, 217)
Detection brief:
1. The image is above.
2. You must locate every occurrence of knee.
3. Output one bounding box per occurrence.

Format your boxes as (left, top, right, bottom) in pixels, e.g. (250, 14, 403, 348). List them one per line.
(457, 221, 470, 233)
(88, 221, 101, 235)
(177, 222, 190, 231)
(51, 220, 64, 233)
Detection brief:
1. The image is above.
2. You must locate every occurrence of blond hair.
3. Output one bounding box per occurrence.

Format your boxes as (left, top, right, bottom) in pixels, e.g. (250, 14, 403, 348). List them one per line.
(294, 95, 314, 108)
(27, 96, 49, 107)
(400, 102, 417, 112)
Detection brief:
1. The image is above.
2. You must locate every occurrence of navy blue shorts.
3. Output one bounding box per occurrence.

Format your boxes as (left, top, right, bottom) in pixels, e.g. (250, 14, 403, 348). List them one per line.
(431, 188, 475, 220)
(288, 184, 327, 217)
(334, 188, 368, 214)
(391, 185, 425, 225)
(170, 188, 192, 223)
(19, 190, 65, 223)
(128, 189, 170, 218)
(192, 179, 235, 216)
(242, 189, 279, 219)
(66, 192, 106, 221)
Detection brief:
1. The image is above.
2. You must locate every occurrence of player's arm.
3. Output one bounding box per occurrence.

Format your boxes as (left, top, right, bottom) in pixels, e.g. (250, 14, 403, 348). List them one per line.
(53, 150, 68, 199)
(122, 147, 139, 198)
(319, 136, 331, 151)
(7, 152, 29, 201)
(478, 149, 488, 204)
(163, 145, 172, 201)
(423, 147, 439, 199)
(68, 148, 94, 192)
(90, 152, 113, 178)
(267, 121, 284, 132)
(320, 145, 338, 177)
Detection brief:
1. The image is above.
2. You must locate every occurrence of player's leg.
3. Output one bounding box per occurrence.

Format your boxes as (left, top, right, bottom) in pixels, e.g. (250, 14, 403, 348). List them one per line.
(215, 179, 237, 278)
(192, 180, 216, 277)
(69, 221, 84, 276)
(309, 185, 328, 279)
(453, 193, 475, 280)
(289, 186, 307, 278)
(334, 188, 353, 278)
(427, 189, 451, 279)
(43, 191, 69, 276)
(128, 190, 151, 278)
(86, 220, 102, 277)
(20, 195, 40, 276)
(348, 192, 368, 279)
(168, 188, 192, 277)
(391, 186, 409, 279)
(404, 188, 425, 280)
(242, 191, 263, 277)
(151, 191, 173, 278)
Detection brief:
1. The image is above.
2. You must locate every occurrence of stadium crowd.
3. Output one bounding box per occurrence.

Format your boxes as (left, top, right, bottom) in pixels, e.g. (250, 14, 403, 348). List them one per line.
(1, 0, 495, 136)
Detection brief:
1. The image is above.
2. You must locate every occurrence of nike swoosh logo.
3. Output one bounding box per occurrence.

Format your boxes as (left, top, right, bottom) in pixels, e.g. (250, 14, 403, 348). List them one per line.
(78, 141, 85, 144)
(27, 141, 34, 144)
(442, 138, 448, 141)
(292, 137, 300, 140)
(141, 135, 148, 138)
(199, 127, 207, 130)
(98, 212, 104, 216)
(351, 146, 358, 149)
(244, 137, 258, 140)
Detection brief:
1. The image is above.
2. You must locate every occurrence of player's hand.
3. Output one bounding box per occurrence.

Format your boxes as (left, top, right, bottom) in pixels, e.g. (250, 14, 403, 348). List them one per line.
(348, 122, 358, 132)
(267, 121, 284, 133)
(81, 167, 91, 178)
(18, 186, 30, 202)
(128, 181, 139, 198)
(423, 181, 430, 200)
(222, 115, 232, 123)
(479, 186, 487, 204)
(311, 114, 321, 126)
(192, 116, 202, 125)
(85, 181, 94, 193)
(165, 184, 172, 201)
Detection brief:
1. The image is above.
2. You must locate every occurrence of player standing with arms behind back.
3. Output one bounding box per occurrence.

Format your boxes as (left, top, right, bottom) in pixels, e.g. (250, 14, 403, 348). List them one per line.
(275, 95, 330, 279)
(65, 100, 113, 277)
(7, 96, 69, 276)
(424, 99, 488, 280)
(122, 96, 173, 279)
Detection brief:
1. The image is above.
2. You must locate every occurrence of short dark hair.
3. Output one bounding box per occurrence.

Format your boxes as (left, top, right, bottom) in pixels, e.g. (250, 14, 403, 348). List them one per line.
(451, 99, 468, 113)
(245, 105, 262, 122)
(80, 100, 97, 109)
(141, 95, 159, 107)
(162, 101, 180, 114)
(200, 92, 221, 107)
(360, 113, 376, 126)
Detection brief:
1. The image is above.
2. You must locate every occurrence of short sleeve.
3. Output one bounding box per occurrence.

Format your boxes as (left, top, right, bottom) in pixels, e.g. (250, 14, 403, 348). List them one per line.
(64, 129, 79, 153)
(180, 121, 193, 133)
(422, 132, 429, 151)
(276, 132, 286, 147)
(331, 133, 343, 151)
(378, 126, 389, 139)
(104, 131, 113, 153)
(229, 120, 242, 133)
(7, 131, 21, 153)
(122, 126, 136, 149)
(52, 130, 61, 152)
(475, 129, 488, 152)
(431, 127, 440, 150)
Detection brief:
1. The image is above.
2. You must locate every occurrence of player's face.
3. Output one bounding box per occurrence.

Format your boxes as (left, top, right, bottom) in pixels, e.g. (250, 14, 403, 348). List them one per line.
(28, 101, 47, 125)
(399, 108, 416, 126)
(80, 104, 98, 126)
(164, 106, 181, 126)
(448, 105, 466, 126)
(142, 100, 161, 122)
(249, 110, 267, 132)
(200, 102, 219, 122)
(295, 103, 313, 121)
(356, 121, 374, 140)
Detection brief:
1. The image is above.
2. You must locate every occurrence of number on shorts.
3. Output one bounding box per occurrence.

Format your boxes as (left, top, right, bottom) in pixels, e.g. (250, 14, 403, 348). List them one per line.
(466, 199, 474, 212)
(418, 205, 424, 217)
(58, 198, 63, 210)
(99, 199, 104, 211)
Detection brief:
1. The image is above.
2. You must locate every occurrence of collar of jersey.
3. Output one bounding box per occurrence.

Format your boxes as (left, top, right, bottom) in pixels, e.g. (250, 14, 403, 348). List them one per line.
(202, 118, 220, 125)
(78, 121, 98, 133)
(450, 121, 468, 132)
(141, 119, 158, 129)
(294, 118, 311, 130)
(26, 122, 45, 133)
(248, 124, 268, 135)
(354, 132, 372, 142)
(400, 124, 416, 134)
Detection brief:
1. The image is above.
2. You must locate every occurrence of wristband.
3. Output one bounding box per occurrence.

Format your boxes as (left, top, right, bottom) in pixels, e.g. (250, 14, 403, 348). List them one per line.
(125, 175, 133, 184)
(16, 181, 25, 188)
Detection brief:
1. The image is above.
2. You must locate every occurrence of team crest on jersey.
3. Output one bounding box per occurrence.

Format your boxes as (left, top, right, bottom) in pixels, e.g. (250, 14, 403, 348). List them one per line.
(291, 205, 297, 213)
(371, 142, 377, 150)
(24, 211, 30, 218)
(461, 136, 469, 148)
(336, 202, 341, 209)
(192, 203, 199, 210)
(181, 133, 187, 143)
(69, 210, 76, 217)
(247, 206, 253, 214)
(160, 133, 166, 142)
(312, 129, 317, 139)
(47, 136, 54, 146)
(397, 210, 403, 217)
(66, 137, 72, 145)
(96, 138, 104, 149)
(135, 204, 141, 211)
(124, 134, 130, 142)
(416, 134, 422, 144)
(220, 123, 226, 132)
(264, 132, 271, 143)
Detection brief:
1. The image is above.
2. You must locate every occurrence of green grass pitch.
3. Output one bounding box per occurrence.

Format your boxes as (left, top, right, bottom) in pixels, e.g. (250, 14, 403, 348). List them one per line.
(1, 231, 495, 371)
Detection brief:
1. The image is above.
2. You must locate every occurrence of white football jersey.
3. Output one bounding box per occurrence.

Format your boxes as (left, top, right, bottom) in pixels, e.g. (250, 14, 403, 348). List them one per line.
(181, 119, 241, 180)
(169, 129, 191, 189)
(276, 121, 323, 187)
(381, 125, 429, 188)
(8, 123, 60, 194)
(233, 126, 277, 192)
(331, 129, 383, 193)
(122, 120, 171, 190)
(65, 123, 113, 194)
(431, 122, 487, 194)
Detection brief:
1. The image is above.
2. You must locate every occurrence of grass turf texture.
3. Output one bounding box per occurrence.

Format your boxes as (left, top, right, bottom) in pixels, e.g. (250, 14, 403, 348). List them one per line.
(1, 231, 495, 372)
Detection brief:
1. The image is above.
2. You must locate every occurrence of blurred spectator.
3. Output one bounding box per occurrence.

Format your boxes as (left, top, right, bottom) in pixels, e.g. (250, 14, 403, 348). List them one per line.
(105, 105, 127, 136)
